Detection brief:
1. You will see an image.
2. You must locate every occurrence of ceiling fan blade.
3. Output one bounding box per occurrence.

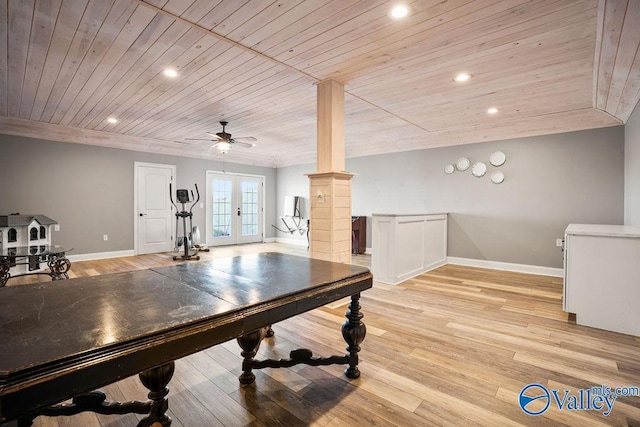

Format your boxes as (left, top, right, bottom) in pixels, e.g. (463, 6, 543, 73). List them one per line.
(185, 138, 216, 141)
(233, 136, 257, 143)
(206, 132, 223, 140)
(233, 140, 256, 148)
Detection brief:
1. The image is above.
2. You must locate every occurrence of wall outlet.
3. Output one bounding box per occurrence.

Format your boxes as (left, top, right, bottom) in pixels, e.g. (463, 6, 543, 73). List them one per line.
(200, 202, 204, 209)
(54, 224, 60, 231)
(556, 238, 563, 247)
(103, 235, 108, 241)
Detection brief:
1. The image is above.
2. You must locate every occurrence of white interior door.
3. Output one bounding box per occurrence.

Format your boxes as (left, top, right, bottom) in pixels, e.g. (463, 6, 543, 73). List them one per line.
(135, 162, 175, 255)
(206, 172, 264, 247)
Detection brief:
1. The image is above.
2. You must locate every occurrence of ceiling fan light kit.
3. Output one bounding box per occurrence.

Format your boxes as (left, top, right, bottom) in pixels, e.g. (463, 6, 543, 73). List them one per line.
(217, 141, 231, 153)
(185, 121, 257, 154)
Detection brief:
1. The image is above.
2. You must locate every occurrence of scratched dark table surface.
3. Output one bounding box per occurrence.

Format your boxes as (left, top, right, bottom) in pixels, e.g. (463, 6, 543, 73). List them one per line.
(0, 252, 371, 376)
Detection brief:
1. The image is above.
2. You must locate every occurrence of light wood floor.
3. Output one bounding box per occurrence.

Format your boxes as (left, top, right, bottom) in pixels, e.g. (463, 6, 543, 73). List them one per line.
(5, 243, 640, 426)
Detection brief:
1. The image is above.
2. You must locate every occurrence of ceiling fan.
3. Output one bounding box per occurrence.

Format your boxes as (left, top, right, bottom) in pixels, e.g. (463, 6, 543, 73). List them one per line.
(186, 121, 257, 153)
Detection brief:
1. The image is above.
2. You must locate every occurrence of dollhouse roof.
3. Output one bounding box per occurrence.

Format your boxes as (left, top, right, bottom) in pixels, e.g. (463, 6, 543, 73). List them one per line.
(0, 215, 57, 227)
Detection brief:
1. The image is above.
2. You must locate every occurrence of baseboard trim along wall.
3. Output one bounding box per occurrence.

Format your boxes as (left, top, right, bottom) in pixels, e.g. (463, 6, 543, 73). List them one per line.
(66, 249, 562, 278)
(68, 250, 136, 262)
(275, 237, 308, 246)
(447, 256, 563, 277)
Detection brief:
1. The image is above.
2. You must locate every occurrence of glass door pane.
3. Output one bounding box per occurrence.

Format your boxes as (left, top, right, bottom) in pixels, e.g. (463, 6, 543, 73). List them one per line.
(237, 176, 263, 244)
(210, 176, 234, 245)
(241, 181, 258, 237)
(206, 172, 263, 246)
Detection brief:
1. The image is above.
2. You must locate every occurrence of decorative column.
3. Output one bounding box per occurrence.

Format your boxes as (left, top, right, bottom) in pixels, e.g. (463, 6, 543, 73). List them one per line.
(307, 79, 354, 263)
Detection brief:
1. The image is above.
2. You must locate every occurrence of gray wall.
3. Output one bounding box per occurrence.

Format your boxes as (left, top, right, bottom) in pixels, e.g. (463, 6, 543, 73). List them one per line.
(276, 127, 625, 268)
(1, 124, 627, 268)
(0, 135, 277, 254)
(625, 102, 640, 226)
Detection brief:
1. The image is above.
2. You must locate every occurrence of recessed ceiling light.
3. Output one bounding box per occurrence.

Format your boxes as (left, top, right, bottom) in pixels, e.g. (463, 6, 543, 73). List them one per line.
(107, 117, 118, 124)
(163, 68, 178, 78)
(390, 4, 409, 19)
(454, 73, 471, 82)
(487, 107, 499, 114)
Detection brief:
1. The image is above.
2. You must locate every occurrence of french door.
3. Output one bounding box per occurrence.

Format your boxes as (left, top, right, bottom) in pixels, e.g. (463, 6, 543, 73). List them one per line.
(206, 171, 264, 246)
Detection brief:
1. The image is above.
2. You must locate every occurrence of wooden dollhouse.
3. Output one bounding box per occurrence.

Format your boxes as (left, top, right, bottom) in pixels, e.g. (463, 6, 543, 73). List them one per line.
(0, 214, 58, 274)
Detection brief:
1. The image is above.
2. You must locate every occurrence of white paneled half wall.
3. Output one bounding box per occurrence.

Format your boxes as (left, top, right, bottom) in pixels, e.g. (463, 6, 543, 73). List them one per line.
(371, 213, 448, 285)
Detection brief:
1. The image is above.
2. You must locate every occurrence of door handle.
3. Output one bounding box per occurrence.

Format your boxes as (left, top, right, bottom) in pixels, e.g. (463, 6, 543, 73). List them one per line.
(139, 213, 147, 217)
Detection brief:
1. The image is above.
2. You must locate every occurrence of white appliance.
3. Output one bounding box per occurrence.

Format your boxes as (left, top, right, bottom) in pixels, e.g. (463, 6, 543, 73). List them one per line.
(563, 224, 640, 336)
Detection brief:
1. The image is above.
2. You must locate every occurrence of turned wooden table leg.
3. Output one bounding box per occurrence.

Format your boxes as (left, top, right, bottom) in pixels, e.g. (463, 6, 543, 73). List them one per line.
(237, 327, 268, 385)
(137, 362, 175, 427)
(342, 293, 366, 378)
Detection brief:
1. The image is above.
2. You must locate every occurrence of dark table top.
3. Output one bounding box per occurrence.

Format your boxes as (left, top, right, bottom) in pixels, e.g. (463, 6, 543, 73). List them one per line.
(0, 252, 372, 421)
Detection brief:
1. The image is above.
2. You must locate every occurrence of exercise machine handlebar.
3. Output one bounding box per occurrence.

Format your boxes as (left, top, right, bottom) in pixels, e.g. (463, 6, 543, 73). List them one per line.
(170, 183, 201, 217)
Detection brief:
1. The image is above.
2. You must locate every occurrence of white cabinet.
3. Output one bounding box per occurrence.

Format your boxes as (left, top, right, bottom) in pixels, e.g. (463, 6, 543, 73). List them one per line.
(371, 214, 447, 285)
(564, 224, 640, 336)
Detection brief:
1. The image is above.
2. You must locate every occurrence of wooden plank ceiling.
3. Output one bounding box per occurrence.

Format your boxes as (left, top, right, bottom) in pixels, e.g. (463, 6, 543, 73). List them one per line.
(0, 0, 638, 168)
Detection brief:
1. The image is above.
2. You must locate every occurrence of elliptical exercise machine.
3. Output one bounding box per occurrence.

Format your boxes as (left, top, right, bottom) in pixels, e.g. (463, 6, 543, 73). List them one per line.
(169, 183, 209, 261)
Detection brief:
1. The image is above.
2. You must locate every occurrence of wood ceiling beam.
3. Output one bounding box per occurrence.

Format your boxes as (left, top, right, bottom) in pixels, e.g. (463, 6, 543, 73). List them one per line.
(134, 0, 429, 134)
(135, 0, 319, 83)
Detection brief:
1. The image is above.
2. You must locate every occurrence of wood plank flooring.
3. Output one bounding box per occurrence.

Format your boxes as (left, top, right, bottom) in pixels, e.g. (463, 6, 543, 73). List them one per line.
(4, 243, 640, 426)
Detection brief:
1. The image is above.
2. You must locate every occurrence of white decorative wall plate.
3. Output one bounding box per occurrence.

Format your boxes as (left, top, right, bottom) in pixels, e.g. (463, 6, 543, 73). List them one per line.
(491, 171, 505, 184)
(489, 151, 506, 166)
(444, 164, 455, 174)
(471, 162, 487, 177)
(456, 157, 470, 171)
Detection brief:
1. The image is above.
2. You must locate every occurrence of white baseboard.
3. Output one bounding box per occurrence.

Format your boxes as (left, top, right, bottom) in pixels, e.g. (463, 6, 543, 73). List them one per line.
(264, 237, 276, 243)
(68, 250, 135, 262)
(275, 237, 308, 246)
(66, 249, 561, 278)
(447, 256, 563, 277)
(375, 259, 448, 285)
